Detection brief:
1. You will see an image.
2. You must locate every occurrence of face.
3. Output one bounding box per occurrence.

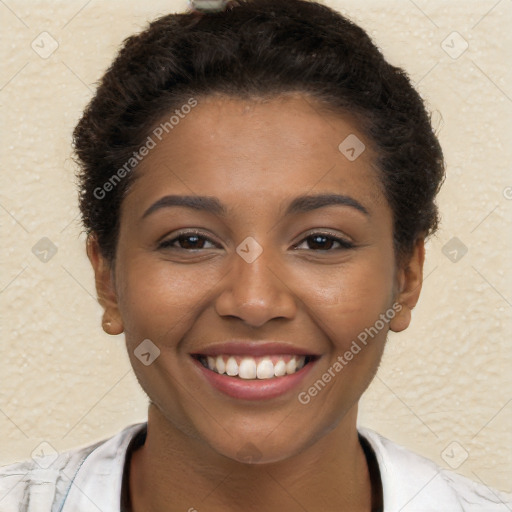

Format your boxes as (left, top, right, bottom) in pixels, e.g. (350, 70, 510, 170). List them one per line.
(89, 94, 423, 464)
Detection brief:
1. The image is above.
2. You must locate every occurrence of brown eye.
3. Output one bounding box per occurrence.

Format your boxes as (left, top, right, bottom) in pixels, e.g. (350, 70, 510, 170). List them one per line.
(294, 233, 355, 251)
(158, 232, 218, 250)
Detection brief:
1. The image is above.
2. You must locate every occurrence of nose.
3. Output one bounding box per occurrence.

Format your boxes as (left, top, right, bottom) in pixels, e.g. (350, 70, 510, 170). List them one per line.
(214, 244, 297, 328)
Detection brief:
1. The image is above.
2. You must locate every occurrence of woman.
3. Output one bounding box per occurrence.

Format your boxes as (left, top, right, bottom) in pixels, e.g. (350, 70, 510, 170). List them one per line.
(1, 0, 510, 510)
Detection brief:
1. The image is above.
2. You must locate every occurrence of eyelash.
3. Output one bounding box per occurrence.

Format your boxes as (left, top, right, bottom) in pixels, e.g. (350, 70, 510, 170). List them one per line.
(157, 230, 355, 252)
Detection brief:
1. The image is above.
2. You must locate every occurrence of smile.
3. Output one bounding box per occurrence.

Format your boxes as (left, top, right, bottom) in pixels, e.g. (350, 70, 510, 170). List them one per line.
(194, 354, 316, 379)
(190, 349, 320, 401)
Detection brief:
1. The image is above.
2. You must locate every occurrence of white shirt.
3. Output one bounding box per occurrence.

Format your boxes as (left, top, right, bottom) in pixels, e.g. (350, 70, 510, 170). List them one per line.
(1, 422, 510, 511)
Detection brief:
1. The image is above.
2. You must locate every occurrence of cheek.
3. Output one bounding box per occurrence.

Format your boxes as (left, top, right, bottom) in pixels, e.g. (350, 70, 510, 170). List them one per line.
(116, 256, 220, 346)
(295, 265, 393, 420)
(294, 251, 396, 345)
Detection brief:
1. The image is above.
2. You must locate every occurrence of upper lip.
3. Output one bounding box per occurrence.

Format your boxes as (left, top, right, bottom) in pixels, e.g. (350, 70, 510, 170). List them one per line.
(190, 341, 321, 357)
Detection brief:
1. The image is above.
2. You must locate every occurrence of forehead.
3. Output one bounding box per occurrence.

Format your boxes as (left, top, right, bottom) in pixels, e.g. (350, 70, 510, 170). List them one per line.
(123, 94, 388, 217)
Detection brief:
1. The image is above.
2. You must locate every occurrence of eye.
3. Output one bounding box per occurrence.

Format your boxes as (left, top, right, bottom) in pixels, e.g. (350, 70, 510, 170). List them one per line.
(293, 232, 355, 251)
(158, 231, 219, 251)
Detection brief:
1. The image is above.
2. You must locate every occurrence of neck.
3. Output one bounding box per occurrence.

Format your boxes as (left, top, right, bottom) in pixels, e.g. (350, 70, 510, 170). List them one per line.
(129, 404, 372, 512)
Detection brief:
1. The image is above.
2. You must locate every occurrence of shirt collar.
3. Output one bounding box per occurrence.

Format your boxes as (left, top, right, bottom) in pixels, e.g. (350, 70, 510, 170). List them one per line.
(60, 423, 147, 512)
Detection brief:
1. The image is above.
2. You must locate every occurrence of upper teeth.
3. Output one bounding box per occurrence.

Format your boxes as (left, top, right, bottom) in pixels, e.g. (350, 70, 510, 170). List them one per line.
(201, 355, 307, 379)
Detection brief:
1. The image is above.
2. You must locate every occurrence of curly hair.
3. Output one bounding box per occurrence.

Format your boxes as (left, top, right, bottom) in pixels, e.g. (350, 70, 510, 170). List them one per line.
(73, 0, 445, 264)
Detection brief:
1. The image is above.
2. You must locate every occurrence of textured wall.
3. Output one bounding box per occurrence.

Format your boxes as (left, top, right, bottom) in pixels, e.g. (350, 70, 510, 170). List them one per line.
(1, 0, 511, 495)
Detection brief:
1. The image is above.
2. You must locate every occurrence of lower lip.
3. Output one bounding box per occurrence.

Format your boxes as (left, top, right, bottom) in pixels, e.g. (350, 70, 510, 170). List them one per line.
(190, 356, 317, 401)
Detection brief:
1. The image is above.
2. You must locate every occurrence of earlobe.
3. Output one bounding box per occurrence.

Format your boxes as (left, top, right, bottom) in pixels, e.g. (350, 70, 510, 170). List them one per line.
(101, 315, 124, 335)
(389, 237, 425, 333)
(389, 304, 411, 333)
(86, 234, 124, 335)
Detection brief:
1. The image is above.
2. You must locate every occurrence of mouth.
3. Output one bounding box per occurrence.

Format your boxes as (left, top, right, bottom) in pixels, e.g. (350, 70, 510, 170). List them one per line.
(189, 347, 321, 401)
(191, 353, 319, 379)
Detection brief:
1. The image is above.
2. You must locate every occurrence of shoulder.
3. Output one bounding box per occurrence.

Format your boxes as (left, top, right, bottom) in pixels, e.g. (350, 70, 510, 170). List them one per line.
(0, 423, 146, 512)
(359, 427, 512, 512)
(0, 441, 96, 512)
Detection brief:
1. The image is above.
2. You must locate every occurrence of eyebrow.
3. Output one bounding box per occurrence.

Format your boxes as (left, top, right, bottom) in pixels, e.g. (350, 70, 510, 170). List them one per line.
(141, 193, 369, 219)
(142, 195, 227, 219)
(286, 193, 369, 216)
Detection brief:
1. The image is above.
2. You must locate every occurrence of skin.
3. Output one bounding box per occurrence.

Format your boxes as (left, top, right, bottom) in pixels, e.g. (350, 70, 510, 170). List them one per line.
(87, 94, 424, 511)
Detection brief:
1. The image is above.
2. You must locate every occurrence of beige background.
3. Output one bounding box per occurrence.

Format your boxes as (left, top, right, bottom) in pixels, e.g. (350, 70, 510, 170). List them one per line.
(1, 0, 511, 495)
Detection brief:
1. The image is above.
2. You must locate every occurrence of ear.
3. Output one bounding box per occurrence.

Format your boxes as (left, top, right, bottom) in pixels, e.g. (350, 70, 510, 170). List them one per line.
(86, 233, 124, 335)
(389, 237, 425, 333)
